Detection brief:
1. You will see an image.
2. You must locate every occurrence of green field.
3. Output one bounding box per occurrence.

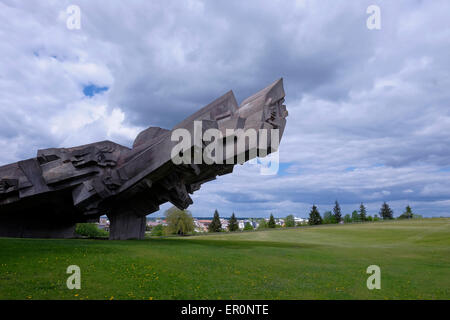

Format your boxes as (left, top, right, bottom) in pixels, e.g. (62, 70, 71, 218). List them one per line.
(0, 219, 449, 300)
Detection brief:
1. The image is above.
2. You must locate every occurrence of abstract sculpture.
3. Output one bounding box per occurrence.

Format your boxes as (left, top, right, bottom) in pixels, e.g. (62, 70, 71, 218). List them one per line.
(0, 78, 287, 239)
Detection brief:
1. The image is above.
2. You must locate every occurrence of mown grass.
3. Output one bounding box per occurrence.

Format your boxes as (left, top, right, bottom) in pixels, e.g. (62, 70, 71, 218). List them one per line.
(0, 219, 449, 300)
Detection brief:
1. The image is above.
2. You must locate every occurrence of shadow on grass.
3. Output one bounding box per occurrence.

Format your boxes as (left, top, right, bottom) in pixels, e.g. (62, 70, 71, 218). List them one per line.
(0, 236, 323, 252)
(142, 238, 322, 250)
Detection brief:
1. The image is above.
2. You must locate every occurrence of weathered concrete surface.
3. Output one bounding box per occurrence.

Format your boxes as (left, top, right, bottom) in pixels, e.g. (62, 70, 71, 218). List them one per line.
(107, 210, 146, 240)
(0, 78, 288, 240)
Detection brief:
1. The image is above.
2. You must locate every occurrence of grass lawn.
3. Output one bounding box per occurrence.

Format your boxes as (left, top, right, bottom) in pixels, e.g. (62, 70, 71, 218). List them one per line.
(0, 218, 449, 300)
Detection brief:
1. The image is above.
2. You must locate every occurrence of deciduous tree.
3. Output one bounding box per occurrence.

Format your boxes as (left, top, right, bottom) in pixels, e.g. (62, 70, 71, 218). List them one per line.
(351, 210, 360, 222)
(243, 222, 254, 231)
(165, 207, 194, 235)
(323, 211, 336, 224)
(344, 214, 352, 223)
(285, 214, 295, 227)
(257, 219, 268, 230)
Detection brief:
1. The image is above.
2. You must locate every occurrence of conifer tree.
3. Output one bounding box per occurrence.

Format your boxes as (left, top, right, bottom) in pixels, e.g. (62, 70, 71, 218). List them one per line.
(359, 203, 367, 221)
(228, 212, 239, 232)
(379, 202, 394, 220)
(399, 205, 413, 219)
(333, 200, 342, 223)
(268, 214, 276, 228)
(309, 205, 323, 225)
(208, 209, 222, 232)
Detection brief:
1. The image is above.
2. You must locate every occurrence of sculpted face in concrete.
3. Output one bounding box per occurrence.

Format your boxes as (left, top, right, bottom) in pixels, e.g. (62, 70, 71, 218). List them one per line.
(0, 79, 288, 239)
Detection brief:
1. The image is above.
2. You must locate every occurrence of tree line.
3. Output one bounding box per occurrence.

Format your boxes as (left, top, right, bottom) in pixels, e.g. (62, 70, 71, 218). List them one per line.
(149, 202, 421, 236)
(308, 201, 420, 225)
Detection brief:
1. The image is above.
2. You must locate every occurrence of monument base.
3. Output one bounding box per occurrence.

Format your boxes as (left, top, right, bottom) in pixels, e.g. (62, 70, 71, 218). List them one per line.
(107, 211, 146, 240)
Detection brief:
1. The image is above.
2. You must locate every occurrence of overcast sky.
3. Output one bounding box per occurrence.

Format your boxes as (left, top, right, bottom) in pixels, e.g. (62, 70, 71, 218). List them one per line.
(1, 0, 449, 218)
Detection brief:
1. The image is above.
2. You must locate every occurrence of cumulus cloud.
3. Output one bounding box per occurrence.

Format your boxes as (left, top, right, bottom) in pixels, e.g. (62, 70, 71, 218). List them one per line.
(0, 0, 449, 217)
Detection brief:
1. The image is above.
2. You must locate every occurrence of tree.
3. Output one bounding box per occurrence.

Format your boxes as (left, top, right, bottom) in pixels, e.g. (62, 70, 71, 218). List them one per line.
(308, 205, 322, 225)
(344, 214, 352, 223)
(257, 219, 268, 229)
(296, 220, 306, 227)
(268, 214, 276, 228)
(367, 215, 373, 222)
(351, 210, 360, 222)
(323, 211, 336, 224)
(373, 214, 380, 221)
(243, 222, 254, 231)
(151, 224, 165, 236)
(333, 201, 342, 223)
(75, 223, 109, 238)
(165, 207, 194, 235)
(228, 212, 239, 231)
(359, 203, 367, 221)
(379, 202, 394, 220)
(285, 215, 295, 227)
(399, 205, 413, 219)
(208, 209, 222, 232)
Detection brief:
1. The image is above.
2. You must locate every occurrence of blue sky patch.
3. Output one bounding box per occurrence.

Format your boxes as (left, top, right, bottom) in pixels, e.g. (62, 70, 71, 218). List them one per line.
(278, 162, 294, 176)
(83, 84, 109, 97)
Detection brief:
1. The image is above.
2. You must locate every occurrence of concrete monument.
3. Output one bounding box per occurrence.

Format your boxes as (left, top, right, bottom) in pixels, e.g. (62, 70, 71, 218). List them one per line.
(0, 78, 287, 239)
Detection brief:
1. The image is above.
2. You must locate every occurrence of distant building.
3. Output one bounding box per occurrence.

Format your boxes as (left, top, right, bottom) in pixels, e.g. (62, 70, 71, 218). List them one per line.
(98, 217, 110, 230)
(146, 221, 160, 227)
(193, 219, 207, 232)
(220, 218, 229, 230)
(153, 218, 167, 226)
(294, 217, 308, 224)
(196, 219, 212, 232)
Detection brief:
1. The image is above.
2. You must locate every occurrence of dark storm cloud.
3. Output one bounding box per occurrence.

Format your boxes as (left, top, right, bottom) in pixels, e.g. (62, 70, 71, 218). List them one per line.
(99, 0, 379, 128)
(1, 0, 449, 217)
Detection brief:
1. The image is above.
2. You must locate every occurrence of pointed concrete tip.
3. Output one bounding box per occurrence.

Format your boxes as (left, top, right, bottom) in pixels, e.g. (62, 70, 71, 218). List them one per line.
(240, 77, 285, 107)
